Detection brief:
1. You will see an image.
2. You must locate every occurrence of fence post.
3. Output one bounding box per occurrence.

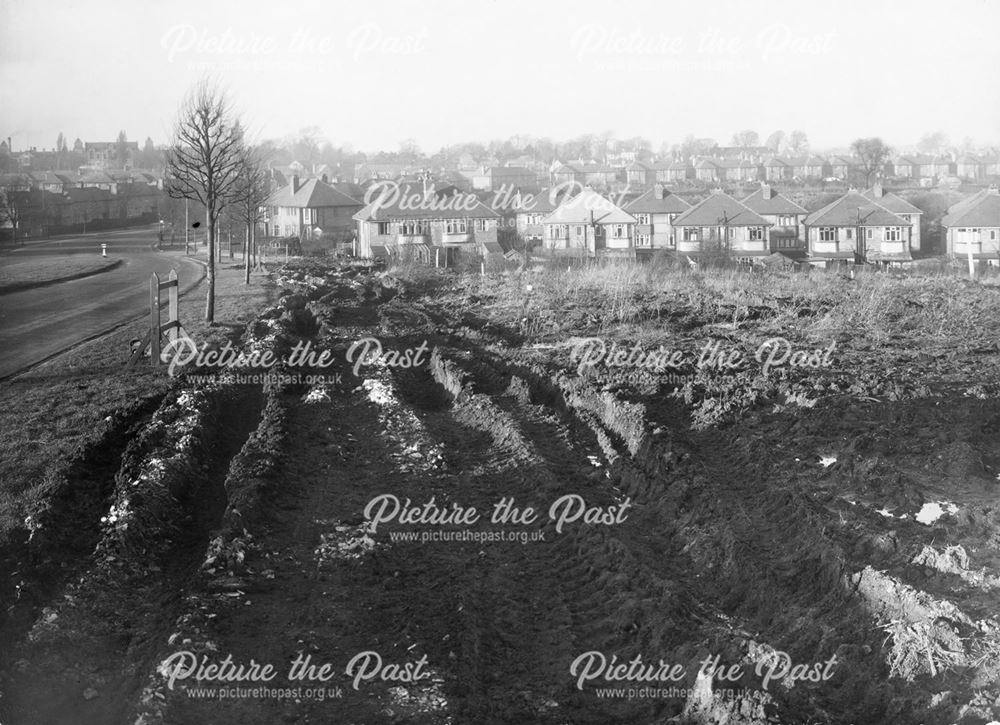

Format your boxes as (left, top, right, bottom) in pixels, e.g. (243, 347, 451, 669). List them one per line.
(150, 273, 161, 367)
(167, 269, 178, 348)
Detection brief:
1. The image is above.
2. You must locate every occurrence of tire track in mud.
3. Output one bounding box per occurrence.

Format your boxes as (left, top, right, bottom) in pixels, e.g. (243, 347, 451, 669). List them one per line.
(0, 384, 267, 725)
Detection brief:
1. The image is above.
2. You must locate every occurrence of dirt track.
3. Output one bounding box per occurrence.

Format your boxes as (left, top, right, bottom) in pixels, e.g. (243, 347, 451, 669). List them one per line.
(3, 260, 1000, 725)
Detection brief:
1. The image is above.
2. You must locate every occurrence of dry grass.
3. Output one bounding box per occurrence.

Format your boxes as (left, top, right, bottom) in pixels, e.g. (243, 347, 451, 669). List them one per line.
(0, 263, 277, 536)
(0, 254, 121, 293)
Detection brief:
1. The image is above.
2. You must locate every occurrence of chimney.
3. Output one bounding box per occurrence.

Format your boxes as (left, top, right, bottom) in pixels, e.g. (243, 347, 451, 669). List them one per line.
(872, 183, 884, 198)
(291, 175, 300, 193)
(654, 183, 665, 200)
(761, 183, 773, 200)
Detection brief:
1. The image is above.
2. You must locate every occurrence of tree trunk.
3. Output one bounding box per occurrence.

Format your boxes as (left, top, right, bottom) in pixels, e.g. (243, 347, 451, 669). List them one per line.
(245, 223, 251, 284)
(205, 208, 216, 322)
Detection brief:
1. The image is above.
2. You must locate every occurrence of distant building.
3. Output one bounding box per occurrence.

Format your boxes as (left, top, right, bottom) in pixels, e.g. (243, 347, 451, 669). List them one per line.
(941, 186, 1000, 261)
(84, 141, 139, 169)
(803, 189, 913, 265)
(353, 184, 502, 264)
(623, 186, 691, 252)
(266, 176, 364, 249)
(740, 184, 808, 254)
(670, 190, 772, 260)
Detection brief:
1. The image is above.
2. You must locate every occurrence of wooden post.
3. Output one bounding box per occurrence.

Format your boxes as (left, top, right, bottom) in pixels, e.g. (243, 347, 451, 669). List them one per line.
(150, 273, 161, 367)
(167, 269, 178, 348)
(285, 243, 288, 263)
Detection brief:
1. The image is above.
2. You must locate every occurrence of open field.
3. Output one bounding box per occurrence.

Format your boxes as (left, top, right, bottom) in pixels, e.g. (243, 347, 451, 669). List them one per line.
(2, 257, 1000, 724)
(0, 254, 123, 294)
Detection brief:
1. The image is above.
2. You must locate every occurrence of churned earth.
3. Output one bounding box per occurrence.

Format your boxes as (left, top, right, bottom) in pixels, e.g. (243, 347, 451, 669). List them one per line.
(2, 257, 1000, 725)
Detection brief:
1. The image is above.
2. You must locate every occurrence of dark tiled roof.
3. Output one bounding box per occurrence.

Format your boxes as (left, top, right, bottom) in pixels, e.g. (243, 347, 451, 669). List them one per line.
(804, 191, 907, 227)
(624, 189, 692, 214)
(671, 192, 771, 227)
(268, 178, 364, 208)
(941, 191, 1000, 227)
(741, 188, 808, 215)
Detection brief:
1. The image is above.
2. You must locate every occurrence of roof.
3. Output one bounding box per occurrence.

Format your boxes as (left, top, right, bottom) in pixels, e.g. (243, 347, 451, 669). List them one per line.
(268, 178, 364, 209)
(941, 190, 1000, 228)
(861, 187, 922, 215)
(803, 191, 907, 227)
(513, 187, 571, 214)
(624, 189, 692, 214)
(741, 188, 808, 215)
(354, 184, 501, 221)
(670, 192, 772, 227)
(764, 157, 789, 167)
(488, 166, 534, 178)
(542, 188, 635, 225)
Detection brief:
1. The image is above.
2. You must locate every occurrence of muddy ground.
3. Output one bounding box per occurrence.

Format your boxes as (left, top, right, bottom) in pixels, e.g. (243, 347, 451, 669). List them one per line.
(2, 258, 1000, 725)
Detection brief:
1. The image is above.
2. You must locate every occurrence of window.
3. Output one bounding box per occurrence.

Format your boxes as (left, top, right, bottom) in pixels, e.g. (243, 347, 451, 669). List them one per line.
(991, 230, 997, 241)
(683, 227, 699, 241)
(819, 227, 835, 242)
(899, 214, 910, 223)
(727, 227, 735, 239)
(884, 227, 902, 242)
(401, 220, 428, 235)
(575, 225, 584, 236)
(749, 227, 764, 241)
(548, 224, 568, 239)
(845, 228, 853, 240)
(612, 224, 628, 239)
(446, 219, 467, 234)
(866, 228, 873, 240)
(377, 222, 390, 235)
(273, 224, 281, 237)
(634, 213, 650, 225)
(635, 234, 651, 247)
(475, 219, 489, 232)
(778, 215, 794, 226)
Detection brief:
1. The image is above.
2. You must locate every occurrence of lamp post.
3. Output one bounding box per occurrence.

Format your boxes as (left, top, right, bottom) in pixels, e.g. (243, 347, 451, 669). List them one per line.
(184, 199, 189, 255)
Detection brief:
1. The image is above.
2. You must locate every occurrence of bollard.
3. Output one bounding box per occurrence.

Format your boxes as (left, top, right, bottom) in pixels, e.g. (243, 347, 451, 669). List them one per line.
(101, 243, 107, 257)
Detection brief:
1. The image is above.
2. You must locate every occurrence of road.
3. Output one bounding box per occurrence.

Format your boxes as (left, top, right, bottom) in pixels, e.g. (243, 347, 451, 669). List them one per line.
(0, 226, 205, 379)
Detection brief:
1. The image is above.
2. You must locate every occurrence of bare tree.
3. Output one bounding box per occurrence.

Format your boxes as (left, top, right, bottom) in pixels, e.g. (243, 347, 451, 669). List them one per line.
(0, 191, 23, 244)
(851, 137, 892, 187)
(765, 130, 786, 153)
(231, 145, 270, 284)
(731, 130, 760, 150)
(165, 80, 246, 322)
(788, 130, 809, 155)
(115, 130, 130, 169)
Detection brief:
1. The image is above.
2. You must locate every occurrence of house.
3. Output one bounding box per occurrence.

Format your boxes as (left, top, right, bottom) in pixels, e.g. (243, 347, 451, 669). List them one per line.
(695, 158, 721, 183)
(940, 186, 1000, 261)
(764, 157, 792, 182)
(266, 176, 364, 249)
(353, 184, 502, 265)
(828, 156, 856, 180)
(654, 160, 692, 183)
(541, 188, 635, 258)
(803, 190, 913, 265)
(79, 170, 118, 192)
(669, 190, 773, 260)
(955, 154, 983, 180)
(625, 161, 654, 189)
(513, 186, 572, 244)
(892, 155, 919, 178)
(84, 141, 138, 169)
(578, 163, 621, 188)
(741, 184, 808, 254)
(861, 184, 923, 251)
(803, 156, 829, 179)
(623, 186, 691, 254)
(551, 162, 585, 187)
(473, 166, 537, 192)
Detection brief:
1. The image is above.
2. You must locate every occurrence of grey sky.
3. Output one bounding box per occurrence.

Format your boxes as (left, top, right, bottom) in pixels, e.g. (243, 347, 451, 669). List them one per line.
(1, 0, 997, 153)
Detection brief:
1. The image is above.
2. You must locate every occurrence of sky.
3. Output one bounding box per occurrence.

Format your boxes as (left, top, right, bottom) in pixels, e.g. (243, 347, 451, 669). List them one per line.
(1, 0, 998, 154)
